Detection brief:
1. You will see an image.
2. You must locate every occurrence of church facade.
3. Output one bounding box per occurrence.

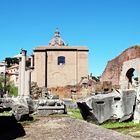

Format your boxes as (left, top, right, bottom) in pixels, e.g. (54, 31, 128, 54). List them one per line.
(31, 30, 88, 88)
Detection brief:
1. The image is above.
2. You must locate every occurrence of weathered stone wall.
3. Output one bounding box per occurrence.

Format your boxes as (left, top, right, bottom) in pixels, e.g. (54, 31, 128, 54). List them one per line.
(101, 46, 140, 87)
(77, 51, 88, 82)
(32, 51, 46, 87)
(47, 51, 77, 87)
(32, 46, 88, 88)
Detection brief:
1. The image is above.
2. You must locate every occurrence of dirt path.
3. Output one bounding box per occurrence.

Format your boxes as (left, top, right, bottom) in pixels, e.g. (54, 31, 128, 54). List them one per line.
(16, 115, 137, 140)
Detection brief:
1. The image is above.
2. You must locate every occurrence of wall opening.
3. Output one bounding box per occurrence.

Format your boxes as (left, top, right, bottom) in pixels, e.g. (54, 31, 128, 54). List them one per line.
(126, 68, 139, 89)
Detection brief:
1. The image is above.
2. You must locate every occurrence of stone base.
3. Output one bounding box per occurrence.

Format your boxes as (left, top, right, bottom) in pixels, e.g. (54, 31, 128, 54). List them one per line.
(37, 106, 66, 116)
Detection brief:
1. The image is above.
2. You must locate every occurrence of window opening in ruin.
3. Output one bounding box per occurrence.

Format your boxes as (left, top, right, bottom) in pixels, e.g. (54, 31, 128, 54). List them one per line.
(114, 97, 121, 101)
(104, 88, 109, 92)
(126, 68, 139, 88)
(96, 101, 104, 104)
(58, 56, 65, 65)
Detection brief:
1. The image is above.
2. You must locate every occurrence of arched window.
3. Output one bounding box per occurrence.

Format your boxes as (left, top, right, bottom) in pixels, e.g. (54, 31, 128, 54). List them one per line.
(126, 68, 135, 84)
(58, 56, 65, 65)
(126, 68, 139, 88)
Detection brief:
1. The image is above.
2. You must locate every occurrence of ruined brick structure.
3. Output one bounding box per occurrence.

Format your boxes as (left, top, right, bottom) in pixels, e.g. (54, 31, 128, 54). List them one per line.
(101, 46, 140, 88)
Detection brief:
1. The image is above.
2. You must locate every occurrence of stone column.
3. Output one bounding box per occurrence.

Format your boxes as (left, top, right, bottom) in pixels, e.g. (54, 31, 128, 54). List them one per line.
(30, 54, 34, 68)
(18, 59, 21, 96)
(24, 70, 31, 97)
(20, 49, 27, 96)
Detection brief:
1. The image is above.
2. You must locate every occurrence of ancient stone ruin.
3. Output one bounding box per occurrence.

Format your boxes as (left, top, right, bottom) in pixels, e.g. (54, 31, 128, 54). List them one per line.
(0, 49, 66, 121)
(77, 46, 140, 124)
(36, 87, 67, 116)
(77, 87, 140, 124)
(101, 46, 140, 89)
(0, 49, 33, 120)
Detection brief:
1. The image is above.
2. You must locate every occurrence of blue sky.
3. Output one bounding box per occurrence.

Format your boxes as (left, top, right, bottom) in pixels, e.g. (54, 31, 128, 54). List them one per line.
(0, 0, 140, 76)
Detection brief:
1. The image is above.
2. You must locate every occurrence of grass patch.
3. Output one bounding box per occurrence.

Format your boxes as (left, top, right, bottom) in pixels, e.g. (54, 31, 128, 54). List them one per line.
(101, 121, 140, 138)
(68, 108, 83, 120)
(101, 121, 140, 129)
(101, 122, 134, 129)
(0, 111, 13, 116)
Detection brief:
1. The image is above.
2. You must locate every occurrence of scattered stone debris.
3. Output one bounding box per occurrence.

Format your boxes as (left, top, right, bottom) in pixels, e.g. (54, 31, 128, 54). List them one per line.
(63, 98, 77, 109)
(31, 82, 42, 99)
(77, 88, 140, 124)
(0, 49, 67, 121)
(36, 87, 67, 116)
(0, 87, 67, 120)
(0, 96, 34, 121)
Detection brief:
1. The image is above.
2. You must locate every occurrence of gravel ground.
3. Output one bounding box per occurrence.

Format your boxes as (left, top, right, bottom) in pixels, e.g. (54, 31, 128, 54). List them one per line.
(17, 116, 137, 140)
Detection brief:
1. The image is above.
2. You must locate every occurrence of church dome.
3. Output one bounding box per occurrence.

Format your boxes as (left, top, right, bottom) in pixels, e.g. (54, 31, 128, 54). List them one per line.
(49, 30, 65, 46)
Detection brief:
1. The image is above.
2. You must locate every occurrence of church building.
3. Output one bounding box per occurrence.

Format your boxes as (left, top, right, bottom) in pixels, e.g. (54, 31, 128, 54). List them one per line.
(31, 30, 88, 88)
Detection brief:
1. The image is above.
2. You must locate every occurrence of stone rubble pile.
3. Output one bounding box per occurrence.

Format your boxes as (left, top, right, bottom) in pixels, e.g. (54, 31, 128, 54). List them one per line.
(0, 86, 67, 120)
(36, 87, 67, 116)
(31, 82, 42, 99)
(30, 84, 67, 116)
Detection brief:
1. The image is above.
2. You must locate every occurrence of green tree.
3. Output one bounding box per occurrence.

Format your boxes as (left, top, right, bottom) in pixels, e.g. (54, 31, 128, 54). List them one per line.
(0, 75, 18, 97)
(9, 85, 18, 96)
(26, 59, 31, 67)
(5, 57, 19, 67)
(134, 77, 138, 81)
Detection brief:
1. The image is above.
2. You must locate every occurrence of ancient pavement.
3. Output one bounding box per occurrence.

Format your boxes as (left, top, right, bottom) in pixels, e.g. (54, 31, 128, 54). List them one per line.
(17, 116, 136, 140)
